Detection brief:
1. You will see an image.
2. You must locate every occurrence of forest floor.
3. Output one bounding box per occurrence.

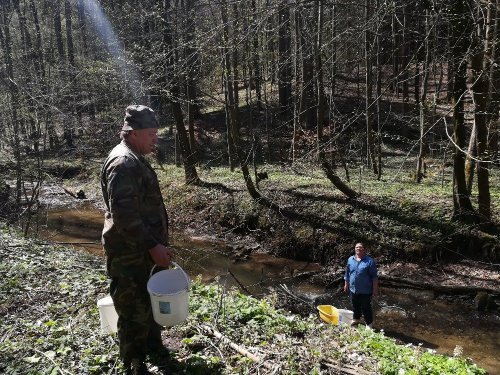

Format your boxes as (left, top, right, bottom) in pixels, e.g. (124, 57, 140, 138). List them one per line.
(0, 223, 492, 375)
(1, 103, 500, 373)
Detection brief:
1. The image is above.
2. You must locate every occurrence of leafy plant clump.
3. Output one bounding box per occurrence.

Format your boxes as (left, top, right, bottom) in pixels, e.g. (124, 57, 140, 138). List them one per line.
(0, 224, 486, 374)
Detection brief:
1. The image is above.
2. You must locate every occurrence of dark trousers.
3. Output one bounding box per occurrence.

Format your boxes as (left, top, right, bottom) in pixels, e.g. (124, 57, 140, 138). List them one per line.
(350, 293, 373, 325)
(110, 275, 162, 364)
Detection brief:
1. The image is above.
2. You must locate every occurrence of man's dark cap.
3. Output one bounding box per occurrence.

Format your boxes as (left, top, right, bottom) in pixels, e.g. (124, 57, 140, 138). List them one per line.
(122, 105, 159, 130)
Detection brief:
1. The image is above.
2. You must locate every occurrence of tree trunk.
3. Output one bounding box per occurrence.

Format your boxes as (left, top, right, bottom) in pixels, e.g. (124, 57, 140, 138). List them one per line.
(64, 0, 75, 67)
(486, 0, 499, 160)
(315, 0, 358, 199)
(375, 0, 382, 180)
(63, 0, 75, 148)
(0, 2, 22, 206)
(401, 6, 409, 113)
(450, 0, 475, 221)
(251, 0, 262, 110)
(416, 9, 431, 183)
(316, 0, 325, 162)
(464, 122, 477, 194)
(13, 0, 33, 62)
(291, 4, 302, 164)
(416, 106, 427, 183)
(278, 1, 292, 118)
(299, 7, 316, 130)
(53, 0, 64, 61)
(221, 0, 237, 171)
(171, 86, 201, 185)
(162, 0, 199, 185)
(414, 62, 420, 105)
(185, 0, 199, 164)
(329, 1, 337, 101)
(446, 24, 454, 103)
(222, 0, 260, 199)
(29, 0, 45, 78)
(471, 4, 491, 221)
(365, 0, 377, 175)
(223, 75, 236, 171)
(232, 1, 240, 121)
(391, 1, 399, 94)
(77, 0, 88, 56)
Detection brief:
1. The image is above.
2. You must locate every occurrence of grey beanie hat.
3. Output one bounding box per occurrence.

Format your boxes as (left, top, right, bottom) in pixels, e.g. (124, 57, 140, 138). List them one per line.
(122, 105, 159, 130)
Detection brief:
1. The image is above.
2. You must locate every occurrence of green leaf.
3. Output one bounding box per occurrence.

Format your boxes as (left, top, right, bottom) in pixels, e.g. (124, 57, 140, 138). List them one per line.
(44, 350, 56, 360)
(24, 355, 41, 363)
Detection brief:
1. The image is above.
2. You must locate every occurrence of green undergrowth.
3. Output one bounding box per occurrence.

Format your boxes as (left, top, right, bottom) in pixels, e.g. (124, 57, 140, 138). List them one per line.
(0, 224, 487, 374)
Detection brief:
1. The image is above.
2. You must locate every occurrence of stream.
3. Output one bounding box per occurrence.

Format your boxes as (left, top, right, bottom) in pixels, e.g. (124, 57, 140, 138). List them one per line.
(28, 202, 500, 374)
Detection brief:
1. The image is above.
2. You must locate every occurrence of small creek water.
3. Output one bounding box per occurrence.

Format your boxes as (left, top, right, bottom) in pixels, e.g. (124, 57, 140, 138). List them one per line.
(29, 204, 500, 374)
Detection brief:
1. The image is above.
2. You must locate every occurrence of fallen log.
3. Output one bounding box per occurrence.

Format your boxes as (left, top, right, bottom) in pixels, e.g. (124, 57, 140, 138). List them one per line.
(378, 275, 499, 295)
(328, 274, 498, 296)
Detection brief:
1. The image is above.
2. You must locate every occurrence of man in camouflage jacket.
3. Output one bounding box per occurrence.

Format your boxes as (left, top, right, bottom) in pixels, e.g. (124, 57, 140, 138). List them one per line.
(101, 105, 173, 374)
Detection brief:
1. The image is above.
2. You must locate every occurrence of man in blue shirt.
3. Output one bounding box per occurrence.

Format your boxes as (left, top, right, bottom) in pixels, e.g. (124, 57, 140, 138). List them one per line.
(344, 242, 379, 327)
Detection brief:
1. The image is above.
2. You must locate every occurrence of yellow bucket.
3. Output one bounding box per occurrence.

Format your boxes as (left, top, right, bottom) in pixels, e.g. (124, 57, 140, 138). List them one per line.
(317, 305, 339, 325)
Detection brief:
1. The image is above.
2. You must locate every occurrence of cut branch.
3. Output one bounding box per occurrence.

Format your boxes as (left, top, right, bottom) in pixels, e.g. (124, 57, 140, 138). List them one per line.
(199, 324, 274, 370)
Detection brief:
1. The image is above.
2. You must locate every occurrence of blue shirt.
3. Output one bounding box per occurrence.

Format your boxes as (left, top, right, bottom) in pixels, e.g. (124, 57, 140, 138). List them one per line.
(344, 255, 378, 294)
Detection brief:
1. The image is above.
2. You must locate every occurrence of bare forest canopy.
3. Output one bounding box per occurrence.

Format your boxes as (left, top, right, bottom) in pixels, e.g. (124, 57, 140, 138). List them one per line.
(0, 0, 499, 226)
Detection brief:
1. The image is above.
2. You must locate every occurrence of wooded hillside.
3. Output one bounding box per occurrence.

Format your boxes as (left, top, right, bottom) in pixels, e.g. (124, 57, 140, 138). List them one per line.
(0, 0, 498, 229)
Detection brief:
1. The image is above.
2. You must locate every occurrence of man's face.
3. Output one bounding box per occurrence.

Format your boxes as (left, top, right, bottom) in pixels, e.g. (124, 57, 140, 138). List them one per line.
(130, 128, 158, 154)
(355, 243, 366, 257)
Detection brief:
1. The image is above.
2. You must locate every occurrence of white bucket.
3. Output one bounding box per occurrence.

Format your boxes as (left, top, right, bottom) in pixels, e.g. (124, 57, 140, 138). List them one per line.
(337, 309, 354, 326)
(147, 262, 190, 327)
(97, 295, 118, 334)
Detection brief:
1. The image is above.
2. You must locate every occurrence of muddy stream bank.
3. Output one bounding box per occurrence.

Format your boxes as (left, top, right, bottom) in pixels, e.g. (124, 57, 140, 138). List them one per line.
(26, 201, 500, 374)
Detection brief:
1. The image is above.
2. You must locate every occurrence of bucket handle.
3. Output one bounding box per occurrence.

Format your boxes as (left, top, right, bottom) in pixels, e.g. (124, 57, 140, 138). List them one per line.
(150, 261, 191, 287)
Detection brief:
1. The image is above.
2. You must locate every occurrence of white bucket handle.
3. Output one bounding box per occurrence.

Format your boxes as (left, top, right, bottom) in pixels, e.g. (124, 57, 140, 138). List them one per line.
(150, 261, 191, 288)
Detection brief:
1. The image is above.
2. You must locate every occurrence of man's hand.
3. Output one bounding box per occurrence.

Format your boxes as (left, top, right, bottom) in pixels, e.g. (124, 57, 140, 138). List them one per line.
(343, 282, 349, 294)
(149, 244, 174, 267)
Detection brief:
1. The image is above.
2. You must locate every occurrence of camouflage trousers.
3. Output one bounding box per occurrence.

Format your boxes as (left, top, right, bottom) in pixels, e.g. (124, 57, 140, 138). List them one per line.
(110, 273, 162, 364)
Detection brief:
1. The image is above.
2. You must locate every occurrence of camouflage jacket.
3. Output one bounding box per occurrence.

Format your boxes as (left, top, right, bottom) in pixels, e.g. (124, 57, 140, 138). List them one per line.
(101, 141, 168, 277)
